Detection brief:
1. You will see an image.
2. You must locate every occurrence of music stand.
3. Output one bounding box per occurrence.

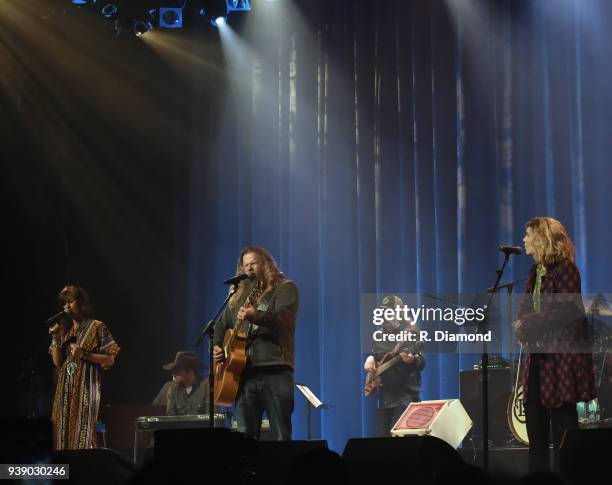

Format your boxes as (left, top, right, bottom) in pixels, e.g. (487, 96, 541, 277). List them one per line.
(296, 384, 329, 440)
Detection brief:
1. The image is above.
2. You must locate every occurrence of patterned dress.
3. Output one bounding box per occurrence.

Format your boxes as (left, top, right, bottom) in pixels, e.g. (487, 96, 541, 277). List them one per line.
(50, 319, 120, 450)
(518, 261, 596, 408)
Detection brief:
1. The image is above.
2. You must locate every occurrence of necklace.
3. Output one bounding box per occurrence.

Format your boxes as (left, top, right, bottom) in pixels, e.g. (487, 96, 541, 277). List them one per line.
(65, 320, 89, 380)
(532, 264, 547, 313)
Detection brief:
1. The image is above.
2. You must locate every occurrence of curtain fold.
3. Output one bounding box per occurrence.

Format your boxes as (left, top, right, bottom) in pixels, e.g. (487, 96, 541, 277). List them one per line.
(188, 0, 612, 450)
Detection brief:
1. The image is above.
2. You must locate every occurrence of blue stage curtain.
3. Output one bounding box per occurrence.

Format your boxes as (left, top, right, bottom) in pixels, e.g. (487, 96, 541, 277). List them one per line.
(187, 0, 612, 451)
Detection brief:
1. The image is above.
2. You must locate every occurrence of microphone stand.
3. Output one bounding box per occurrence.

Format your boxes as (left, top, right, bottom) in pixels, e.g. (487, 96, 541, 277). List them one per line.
(195, 284, 238, 429)
(19, 318, 70, 418)
(487, 278, 527, 398)
(17, 349, 41, 418)
(487, 277, 527, 446)
(479, 251, 515, 470)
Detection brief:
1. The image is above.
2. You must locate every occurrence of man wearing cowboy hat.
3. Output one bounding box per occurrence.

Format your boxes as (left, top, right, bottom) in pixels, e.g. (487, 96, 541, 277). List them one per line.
(160, 351, 210, 416)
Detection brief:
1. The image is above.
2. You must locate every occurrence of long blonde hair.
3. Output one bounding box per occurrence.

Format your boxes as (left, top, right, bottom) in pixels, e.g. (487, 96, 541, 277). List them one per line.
(525, 217, 575, 266)
(229, 245, 283, 306)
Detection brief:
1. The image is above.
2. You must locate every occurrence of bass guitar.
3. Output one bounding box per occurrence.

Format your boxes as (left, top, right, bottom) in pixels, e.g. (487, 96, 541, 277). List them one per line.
(364, 342, 418, 397)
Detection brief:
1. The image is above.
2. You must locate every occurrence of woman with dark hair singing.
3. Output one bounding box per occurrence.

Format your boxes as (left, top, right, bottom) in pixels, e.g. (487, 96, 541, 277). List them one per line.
(514, 217, 596, 472)
(48, 285, 120, 450)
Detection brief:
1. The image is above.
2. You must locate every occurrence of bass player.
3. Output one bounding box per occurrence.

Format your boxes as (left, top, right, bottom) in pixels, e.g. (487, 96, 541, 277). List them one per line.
(363, 295, 425, 437)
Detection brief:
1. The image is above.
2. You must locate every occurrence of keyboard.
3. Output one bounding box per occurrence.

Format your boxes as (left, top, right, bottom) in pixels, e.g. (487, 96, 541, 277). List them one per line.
(135, 414, 231, 430)
(134, 414, 271, 430)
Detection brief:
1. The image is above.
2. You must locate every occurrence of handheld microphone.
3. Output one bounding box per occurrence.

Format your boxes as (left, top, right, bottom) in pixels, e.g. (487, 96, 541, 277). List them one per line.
(223, 272, 255, 285)
(498, 245, 522, 255)
(45, 308, 70, 326)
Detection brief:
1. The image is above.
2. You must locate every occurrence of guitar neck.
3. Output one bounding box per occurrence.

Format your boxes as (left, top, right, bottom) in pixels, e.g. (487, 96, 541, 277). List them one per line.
(375, 355, 402, 376)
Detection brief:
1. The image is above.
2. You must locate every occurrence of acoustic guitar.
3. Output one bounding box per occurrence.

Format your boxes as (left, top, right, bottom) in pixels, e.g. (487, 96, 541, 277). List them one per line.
(214, 329, 248, 407)
(214, 284, 259, 407)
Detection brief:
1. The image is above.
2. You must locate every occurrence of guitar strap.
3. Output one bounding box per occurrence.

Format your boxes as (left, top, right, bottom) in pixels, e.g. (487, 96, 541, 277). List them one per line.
(246, 281, 283, 342)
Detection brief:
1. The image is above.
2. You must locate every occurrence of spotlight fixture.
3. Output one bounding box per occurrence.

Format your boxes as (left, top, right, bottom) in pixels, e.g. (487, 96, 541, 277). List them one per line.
(159, 7, 183, 28)
(101, 4, 118, 18)
(71, 0, 253, 38)
(226, 0, 250, 12)
(133, 20, 153, 37)
(200, 1, 228, 27)
(213, 16, 226, 27)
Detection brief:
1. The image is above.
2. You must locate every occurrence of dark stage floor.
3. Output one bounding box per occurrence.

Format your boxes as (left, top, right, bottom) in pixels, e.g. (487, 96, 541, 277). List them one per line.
(458, 444, 529, 477)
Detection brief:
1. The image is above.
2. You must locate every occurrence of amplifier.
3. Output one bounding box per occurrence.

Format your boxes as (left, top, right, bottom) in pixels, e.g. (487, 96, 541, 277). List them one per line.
(459, 367, 512, 446)
(390, 399, 472, 449)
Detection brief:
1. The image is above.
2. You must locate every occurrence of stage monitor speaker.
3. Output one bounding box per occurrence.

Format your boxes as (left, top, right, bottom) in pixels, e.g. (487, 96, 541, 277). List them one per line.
(133, 428, 258, 483)
(52, 448, 135, 485)
(153, 427, 256, 474)
(391, 399, 473, 449)
(343, 435, 464, 484)
(460, 367, 512, 445)
(256, 440, 330, 485)
(559, 427, 612, 485)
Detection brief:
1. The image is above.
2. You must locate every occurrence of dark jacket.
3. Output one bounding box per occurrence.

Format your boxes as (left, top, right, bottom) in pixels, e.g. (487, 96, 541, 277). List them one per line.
(214, 278, 298, 370)
(372, 326, 425, 409)
(518, 260, 596, 408)
(165, 378, 210, 416)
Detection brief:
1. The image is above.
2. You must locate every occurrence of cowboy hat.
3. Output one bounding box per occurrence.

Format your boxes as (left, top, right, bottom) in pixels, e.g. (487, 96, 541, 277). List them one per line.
(162, 351, 206, 371)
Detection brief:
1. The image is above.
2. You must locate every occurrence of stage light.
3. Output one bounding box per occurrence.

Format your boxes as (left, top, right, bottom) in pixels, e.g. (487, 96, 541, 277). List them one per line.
(160, 7, 183, 28)
(213, 16, 226, 27)
(226, 0, 251, 12)
(133, 20, 153, 37)
(72, 0, 87, 4)
(101, 4, 118, 18)
(200, 1, 228, 27)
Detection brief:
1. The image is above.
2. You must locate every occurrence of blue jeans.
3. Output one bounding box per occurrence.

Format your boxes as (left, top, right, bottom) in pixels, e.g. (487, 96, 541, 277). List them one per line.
(235, 365, 294, 440)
